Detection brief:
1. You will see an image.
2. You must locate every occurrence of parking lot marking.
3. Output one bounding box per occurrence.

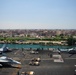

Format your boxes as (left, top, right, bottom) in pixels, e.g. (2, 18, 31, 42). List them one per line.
(65, 58, 76, 59)
(24, 59, 53, 60)
(53, 55, 64, 62)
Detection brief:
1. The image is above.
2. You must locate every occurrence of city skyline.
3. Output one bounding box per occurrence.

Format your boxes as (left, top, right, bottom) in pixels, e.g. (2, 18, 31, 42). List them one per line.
(0, 0, 76, 29)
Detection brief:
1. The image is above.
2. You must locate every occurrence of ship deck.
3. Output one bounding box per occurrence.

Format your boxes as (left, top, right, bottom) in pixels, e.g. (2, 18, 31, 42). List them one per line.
(0, 49, 76, 75)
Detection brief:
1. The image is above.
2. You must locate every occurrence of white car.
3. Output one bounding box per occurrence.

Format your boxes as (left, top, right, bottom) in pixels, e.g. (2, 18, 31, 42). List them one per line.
(32, 58, 41, 62)
(21, 71, 35, 75)
(30, 51, 39, 54)
(29, 61, 40, 66)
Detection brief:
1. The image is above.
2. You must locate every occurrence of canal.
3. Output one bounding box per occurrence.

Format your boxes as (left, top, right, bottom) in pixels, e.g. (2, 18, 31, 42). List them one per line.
(0, 44, 75, 50)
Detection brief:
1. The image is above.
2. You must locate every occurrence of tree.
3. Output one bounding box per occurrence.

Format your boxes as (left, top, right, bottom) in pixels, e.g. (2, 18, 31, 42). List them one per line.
(60, 34, 64, 39)
(67, 37, 76, 46)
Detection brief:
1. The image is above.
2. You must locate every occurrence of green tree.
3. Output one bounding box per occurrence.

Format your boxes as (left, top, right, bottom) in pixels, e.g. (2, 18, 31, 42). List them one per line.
(67, 37, 76, 46)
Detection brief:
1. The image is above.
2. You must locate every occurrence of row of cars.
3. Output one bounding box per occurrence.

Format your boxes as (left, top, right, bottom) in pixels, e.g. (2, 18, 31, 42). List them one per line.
(29, 50, 40, 66)
(20, 50, 40, 75)
(20, 57, 41, 75)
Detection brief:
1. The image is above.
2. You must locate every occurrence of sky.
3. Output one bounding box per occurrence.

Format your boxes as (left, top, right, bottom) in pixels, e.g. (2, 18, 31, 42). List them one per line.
(0, 0, 76, 29)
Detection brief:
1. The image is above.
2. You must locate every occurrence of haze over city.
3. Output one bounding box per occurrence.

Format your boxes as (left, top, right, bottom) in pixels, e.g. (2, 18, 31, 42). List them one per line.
(0, 0, 76, 29)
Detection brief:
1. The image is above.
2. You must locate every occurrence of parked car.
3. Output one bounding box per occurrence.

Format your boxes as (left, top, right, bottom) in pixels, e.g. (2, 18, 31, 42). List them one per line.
(29, 61, 40, 66)
(31, 57, 41, 62)
(30, 50, 39, 54)
(21, 71, 35, 75)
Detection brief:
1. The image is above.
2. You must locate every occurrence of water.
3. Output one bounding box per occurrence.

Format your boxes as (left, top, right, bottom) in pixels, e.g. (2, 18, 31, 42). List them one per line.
(0, 44, 75, 50)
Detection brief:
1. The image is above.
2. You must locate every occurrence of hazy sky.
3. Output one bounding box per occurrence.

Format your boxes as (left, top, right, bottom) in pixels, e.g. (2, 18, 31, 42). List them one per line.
(0, 0, 76, 29)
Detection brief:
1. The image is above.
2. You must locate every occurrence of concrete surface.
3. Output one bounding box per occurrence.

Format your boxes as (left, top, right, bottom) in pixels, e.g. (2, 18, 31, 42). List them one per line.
(0, 49, 76, 75)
